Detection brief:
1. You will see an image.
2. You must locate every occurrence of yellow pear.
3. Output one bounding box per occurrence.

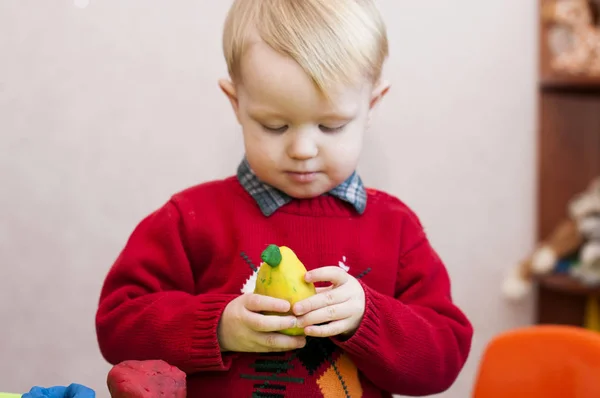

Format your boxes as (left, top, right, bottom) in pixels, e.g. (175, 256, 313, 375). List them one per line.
(254, 244, 316, 336)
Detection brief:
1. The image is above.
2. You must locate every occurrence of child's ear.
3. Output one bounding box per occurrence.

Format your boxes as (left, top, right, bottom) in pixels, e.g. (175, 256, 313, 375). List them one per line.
(369, 80, 390, 110)
(218, 79, 241, 122)
(367, 80, 390, 127)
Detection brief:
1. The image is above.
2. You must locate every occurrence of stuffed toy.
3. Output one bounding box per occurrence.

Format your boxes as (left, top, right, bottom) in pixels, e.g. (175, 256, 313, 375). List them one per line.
(503, 176, 600, 300)
(542, 0, 600, 76)
(570, 179, 600, 284)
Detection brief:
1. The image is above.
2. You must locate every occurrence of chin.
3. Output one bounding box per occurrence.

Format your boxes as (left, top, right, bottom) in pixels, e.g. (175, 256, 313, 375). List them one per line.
(283, 185, 330, 199)
(288, 191, 322, 199)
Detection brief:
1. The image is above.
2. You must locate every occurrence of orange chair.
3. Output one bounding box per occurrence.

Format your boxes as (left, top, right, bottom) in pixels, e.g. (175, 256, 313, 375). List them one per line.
(472, 324, 600, 398)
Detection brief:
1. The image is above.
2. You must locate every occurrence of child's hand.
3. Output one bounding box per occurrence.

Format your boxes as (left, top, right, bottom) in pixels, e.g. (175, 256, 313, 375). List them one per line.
(293, 266, 366, 338)
(218, 294, 306, 353)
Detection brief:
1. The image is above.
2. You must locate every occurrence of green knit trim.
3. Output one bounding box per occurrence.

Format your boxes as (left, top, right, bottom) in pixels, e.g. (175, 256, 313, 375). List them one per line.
(251, 352, 301, 395)
(250, 360, 294, 372)
(241, 374, 304, 384)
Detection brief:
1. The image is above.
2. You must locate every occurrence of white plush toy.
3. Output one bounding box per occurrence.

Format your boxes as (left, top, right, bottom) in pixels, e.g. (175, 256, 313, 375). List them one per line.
(503, 177, 600, 300)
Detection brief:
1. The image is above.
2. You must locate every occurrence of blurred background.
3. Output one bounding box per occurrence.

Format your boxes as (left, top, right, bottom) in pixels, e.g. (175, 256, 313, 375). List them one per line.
(4, 0, 599, 397)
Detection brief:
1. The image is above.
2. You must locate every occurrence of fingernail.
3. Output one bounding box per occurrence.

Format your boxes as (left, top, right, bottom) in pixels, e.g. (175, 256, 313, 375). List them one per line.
(295, 305, 303, 314)
(290, 318, 297, 328)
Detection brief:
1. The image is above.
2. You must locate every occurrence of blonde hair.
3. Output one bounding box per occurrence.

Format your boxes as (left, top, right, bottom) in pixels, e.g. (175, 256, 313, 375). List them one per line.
(222, 0, 388, 93)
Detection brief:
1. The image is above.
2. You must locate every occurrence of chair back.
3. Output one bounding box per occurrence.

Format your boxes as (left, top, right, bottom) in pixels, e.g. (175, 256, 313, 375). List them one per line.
(472, 325, 600, 398)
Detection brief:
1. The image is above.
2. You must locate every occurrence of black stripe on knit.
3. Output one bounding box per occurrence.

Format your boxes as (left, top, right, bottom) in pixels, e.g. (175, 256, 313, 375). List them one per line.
(241, 374, 304, 384)
(250, 359, 293, 373)
(356, 267, 372, 280)
(316, 339, 350, 398)
(241, 251, 258, 272)
(252, 393, 285, 398)
(250, 352, 302, 396)
(253, 384, 286, 391)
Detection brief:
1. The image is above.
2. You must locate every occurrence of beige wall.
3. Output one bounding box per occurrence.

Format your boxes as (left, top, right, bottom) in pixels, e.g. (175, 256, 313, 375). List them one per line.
(0, 1, 537, 396)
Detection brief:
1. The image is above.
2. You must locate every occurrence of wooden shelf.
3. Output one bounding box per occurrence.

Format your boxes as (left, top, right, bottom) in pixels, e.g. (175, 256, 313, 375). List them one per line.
(540, 75, 600, 91)
(538, 274, 600, 296)
(534, 0, 600, 328)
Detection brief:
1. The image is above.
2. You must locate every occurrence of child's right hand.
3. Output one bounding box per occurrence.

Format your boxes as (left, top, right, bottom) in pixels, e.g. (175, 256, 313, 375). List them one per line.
(218, 294, 306, 353)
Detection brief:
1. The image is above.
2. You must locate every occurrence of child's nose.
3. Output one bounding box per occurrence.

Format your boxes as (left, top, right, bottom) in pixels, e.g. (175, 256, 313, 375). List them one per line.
(287, 132, 318, 160)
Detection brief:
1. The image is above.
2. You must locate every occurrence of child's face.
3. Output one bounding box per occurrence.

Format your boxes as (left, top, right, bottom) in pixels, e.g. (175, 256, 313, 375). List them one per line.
(220, 40, 389, 199)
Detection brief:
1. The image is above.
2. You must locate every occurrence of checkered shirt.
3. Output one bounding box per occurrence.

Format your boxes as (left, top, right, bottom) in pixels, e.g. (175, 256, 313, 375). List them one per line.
(236, 158, 367, 216)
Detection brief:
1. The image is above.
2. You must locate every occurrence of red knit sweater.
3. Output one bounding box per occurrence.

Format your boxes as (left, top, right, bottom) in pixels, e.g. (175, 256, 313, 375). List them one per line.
(95, 176, 473, 397)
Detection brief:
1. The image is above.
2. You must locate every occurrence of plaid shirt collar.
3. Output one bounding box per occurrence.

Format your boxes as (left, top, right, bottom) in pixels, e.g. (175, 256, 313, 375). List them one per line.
(237, 157, 367, 216)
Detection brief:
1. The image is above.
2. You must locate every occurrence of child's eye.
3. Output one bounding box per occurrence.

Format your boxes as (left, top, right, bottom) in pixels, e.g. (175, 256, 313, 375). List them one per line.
(262, 125, 288, 133)
(319, 124, 346, 133)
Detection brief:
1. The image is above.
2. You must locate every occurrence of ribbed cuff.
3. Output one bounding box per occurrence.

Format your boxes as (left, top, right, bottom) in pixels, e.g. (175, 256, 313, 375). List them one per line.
(333, 282, 382, 357)
(189, 294, 239, 371)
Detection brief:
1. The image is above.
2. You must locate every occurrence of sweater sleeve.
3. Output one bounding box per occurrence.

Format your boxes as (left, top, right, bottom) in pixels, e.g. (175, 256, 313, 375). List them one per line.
(334, 213, 473, 396)
(95, 200, 239, 374)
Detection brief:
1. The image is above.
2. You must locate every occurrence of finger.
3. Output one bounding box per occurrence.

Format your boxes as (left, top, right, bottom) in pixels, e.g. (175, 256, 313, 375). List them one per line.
(260, 332, 307, 352)
(305, 266, 349, 286)
(293, 286, 350, 316)
(304, 319, 351, 338)
(296, 302, 353, 328)
(245, 293, 291, 313)
(315, 286, 333, 294)
(243, 310, 298, 332)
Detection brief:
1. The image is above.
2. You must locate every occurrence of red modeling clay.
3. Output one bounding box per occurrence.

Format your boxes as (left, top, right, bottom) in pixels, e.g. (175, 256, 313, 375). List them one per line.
(107, 360, 186, 398)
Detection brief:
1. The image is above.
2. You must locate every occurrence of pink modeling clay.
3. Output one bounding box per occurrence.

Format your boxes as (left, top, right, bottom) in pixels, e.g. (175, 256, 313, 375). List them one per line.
(107, 360, 186, 398)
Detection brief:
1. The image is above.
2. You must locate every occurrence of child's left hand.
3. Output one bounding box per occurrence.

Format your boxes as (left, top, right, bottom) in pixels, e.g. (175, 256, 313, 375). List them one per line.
(293, 266, 365, 338)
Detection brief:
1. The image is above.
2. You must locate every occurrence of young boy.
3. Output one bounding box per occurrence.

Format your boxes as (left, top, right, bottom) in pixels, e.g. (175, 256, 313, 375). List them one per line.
(95, 0, 473, 397)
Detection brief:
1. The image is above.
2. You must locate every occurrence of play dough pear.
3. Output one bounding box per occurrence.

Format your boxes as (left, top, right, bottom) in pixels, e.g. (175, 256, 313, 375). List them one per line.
(254, 244, 316, 335)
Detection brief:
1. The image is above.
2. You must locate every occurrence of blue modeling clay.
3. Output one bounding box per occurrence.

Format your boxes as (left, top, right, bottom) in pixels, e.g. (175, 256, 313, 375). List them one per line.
(21, 384, 95, 398)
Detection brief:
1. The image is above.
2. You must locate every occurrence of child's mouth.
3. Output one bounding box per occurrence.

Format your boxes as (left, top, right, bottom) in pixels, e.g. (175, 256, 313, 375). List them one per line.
(286, 171, 318, 183)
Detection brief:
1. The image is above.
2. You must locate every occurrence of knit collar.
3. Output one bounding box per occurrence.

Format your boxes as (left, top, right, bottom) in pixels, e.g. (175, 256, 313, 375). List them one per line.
(236, 157, 367, 217)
